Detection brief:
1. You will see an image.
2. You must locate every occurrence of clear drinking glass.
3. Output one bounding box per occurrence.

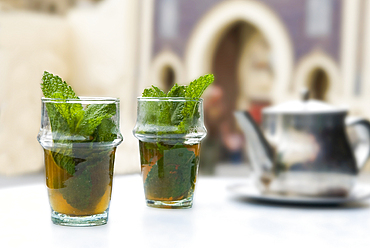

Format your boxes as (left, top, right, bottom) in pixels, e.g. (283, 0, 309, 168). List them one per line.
(133, 97, 207, 208)
(37, 97, 123, 226)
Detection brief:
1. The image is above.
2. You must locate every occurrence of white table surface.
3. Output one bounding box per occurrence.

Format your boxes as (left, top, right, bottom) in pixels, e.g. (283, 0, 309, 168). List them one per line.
(1, 174, 370, 248)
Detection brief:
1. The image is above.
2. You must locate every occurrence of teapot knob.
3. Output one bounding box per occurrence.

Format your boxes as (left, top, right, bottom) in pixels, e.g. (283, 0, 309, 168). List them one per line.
(300, 88, 310, 102)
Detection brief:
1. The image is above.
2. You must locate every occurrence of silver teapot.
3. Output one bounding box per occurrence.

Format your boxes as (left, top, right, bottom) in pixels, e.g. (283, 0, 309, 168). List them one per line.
(235, 93, 370, 197)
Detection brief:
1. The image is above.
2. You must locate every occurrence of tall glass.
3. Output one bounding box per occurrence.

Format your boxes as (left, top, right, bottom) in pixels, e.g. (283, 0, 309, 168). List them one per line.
(133, 97, 207, 208)
(37, 97, 123, 226)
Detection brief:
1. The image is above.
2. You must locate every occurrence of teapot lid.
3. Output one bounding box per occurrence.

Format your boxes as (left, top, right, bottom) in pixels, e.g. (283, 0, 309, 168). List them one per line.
(262, 89, 347, 115)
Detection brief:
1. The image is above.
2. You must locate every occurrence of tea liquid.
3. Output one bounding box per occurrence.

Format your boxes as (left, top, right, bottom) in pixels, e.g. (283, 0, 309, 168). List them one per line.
(139, 141, 200, 202)
(44, 147, 115, 216)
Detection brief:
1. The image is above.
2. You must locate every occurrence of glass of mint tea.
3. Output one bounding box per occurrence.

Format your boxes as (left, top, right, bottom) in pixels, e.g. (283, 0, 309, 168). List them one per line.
(133, 97, 207, 208)
(37, 97, 123, 226)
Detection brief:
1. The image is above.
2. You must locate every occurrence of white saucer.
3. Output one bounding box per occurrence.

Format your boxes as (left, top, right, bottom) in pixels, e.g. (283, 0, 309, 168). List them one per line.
(227, 181, 370, 205)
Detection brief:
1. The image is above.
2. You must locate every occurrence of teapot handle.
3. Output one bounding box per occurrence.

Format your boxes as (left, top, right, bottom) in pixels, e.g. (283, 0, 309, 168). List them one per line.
(345, 117, 370, 170)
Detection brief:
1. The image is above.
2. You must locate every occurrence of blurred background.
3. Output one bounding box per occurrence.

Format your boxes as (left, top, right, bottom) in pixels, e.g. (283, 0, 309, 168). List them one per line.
(0, 0, 370, 182)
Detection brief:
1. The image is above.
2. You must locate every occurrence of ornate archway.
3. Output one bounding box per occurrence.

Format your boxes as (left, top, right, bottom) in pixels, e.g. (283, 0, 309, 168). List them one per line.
(293, 51, 341, 103)
(307, 68, 330, 101)
(149, 50, 185, 90)
(185, 0, 294, 104)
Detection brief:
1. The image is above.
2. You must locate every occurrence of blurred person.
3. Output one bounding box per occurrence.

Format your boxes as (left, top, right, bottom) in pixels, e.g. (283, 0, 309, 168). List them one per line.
(199, 85, 226, 175)
(219, 121, 244, 164)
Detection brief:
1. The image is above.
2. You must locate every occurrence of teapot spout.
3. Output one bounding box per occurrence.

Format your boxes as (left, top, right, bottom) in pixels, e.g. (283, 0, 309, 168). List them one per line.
(234, 111, 274, 185)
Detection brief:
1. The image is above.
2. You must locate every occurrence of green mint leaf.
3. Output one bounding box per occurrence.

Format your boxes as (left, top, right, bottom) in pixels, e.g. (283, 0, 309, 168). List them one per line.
(92, 118, 119, 142)
(140, 74, 214, 134)
(170, 102, 184, 126)
(60, 163, 93, 210)
(166, 84, 187, 126)
(41, 71, 84, 132)
(41, 71, 79, 99)
(142, 88, 154, 97)
(142, 86, 168, 125)
(179, 74, 214, 130)
(51, 149, 76, 175)
(166, 84, 187, 97)
(42, 72, 81, 175)
(45, 103, 71, 139)
(50, 93, 84, 132)
(59, 149, 113, 210)
(142, 85, 171, 125)
(185, 74, 214, 98)
(156, 142, 167, 155)
(144, 143, 197, 200)
(76, 103, 116, 137)
(152, 86, 166, 97)
(142, 85, 166, 97)
(183, 74, 214, 114)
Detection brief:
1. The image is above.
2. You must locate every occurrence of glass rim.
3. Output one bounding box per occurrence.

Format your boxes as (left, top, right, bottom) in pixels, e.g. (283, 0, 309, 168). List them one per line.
(41, 96, 119, 104)
(137, 97, 203, 102)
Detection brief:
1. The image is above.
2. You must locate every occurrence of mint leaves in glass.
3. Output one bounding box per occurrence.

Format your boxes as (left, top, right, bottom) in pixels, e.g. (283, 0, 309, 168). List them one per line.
(37, 72, 123, 226)
(133, 74, 214, 208)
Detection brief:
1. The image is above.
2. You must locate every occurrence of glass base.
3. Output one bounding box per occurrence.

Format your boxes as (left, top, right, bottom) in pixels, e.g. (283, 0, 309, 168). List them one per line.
(51, 210, 109, 227)
(146, 198, 193, 209)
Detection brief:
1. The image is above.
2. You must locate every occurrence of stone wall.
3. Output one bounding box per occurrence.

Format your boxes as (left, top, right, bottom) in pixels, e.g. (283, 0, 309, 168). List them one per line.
(0, 12, 70, 175)
(0, 0, 140, 175)
(152, 0, 342, 64)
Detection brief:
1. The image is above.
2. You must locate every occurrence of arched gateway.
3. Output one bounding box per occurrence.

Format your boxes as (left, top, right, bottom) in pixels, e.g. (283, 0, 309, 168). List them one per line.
(185, 0, 294, 104)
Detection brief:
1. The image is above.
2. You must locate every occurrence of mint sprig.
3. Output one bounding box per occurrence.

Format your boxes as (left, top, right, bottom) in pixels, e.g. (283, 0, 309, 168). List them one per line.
(180, 74, 214, 130)
(41, 71, 119, 175)
(167, 84, 186, 97)
(142, 74, 214, 98)
(141, 74, 214, 133)
(142, 85, 166, 97)
(185, 74, 214, 99)
(41, 71, 120, 211)
(42, 72, 83, 132)
(76, 103, 116, 137)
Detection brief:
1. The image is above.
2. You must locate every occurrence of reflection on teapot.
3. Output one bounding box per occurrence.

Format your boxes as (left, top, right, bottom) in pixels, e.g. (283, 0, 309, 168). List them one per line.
(235, 95, 370, 197)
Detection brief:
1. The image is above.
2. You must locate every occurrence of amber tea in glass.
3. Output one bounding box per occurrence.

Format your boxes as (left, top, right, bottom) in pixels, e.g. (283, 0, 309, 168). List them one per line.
(133, 97, 207, 208)
(38, 97, 123, 226)
(44, 146, 115, 217)
(140, 141, 200, 208)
